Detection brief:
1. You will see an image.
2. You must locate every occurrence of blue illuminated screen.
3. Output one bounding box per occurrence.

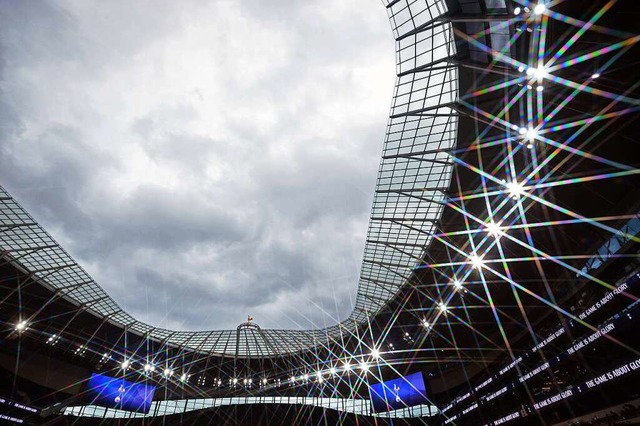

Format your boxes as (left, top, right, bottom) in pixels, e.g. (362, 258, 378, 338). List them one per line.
(86, 373, 155, 414)
(369, 371, 428, 413)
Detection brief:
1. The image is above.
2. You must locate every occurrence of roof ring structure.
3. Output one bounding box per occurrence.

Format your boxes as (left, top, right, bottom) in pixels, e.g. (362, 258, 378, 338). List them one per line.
(0, 0, 457, 357)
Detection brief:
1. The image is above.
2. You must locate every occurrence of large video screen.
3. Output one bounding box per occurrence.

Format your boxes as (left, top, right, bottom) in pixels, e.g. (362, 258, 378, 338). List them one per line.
(85, 373, 155, 414)
(369, 371, 428, 413)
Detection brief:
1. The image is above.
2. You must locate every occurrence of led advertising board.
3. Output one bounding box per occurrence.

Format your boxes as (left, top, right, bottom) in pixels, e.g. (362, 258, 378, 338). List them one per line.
(370, 371, 428, 413)
(85, 373, 155, 414)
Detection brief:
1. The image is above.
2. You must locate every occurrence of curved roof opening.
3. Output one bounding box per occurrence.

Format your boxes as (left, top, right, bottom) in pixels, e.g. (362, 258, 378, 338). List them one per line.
(0, 0, 395, 331)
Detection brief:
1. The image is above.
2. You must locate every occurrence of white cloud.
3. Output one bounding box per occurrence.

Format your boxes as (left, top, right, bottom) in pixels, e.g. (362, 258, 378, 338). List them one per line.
(0, 0, 395, 330)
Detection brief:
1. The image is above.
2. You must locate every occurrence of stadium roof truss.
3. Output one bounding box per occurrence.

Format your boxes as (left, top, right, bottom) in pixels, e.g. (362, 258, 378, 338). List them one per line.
(0, 0, 458, 357)
(4, 0, 638, 364)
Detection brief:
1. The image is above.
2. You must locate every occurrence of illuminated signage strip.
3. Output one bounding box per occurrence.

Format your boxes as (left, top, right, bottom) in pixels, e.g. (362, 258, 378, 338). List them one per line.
(482, 357, 640, 425)
(498, 357, 521, 375)
(533, 389, 573, 410)
(518, 362, 549, 383)
(443, 272, 638, 414)
(485, 386, 507, 402)
(461, 402, 478, 415)
(0, 414, 23, 423)
(578, 274, 636, 321)
(566, 323, 615, 355)
(532, 328, 565, 352)
(491, 411, 520, 425)
(475, 377, 493, 392)
(584, 357, 640, 390)
(446, 300, 639, 419)
(0, 397, 38, 414)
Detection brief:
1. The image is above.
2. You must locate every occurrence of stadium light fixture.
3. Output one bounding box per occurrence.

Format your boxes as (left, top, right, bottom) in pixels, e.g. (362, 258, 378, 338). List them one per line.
(506, 180, 525, 199)
(485, 221, 503, 238)
(470, 254, 485, 269)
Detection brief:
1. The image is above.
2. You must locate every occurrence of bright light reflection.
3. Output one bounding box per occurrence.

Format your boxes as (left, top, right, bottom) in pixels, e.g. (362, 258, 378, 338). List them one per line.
(359, 361, 369, 373)
(470, 254, 485, 269)
(485, 221, 504, 238)
(533, 3, 546, 14)
(505, 180, 525, 199)
(527, 66, 548, 79)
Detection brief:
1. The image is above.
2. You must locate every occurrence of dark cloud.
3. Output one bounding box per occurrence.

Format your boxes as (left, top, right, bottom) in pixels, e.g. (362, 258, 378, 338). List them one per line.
(0, 0, 394, 330)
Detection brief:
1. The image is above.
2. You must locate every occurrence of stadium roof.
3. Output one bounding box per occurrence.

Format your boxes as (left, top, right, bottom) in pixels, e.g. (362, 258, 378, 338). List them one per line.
(0, 0, 457, 358)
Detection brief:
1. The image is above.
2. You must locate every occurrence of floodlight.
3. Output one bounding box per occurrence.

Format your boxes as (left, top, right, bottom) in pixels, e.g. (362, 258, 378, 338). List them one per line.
(470, 253, 485, 269)
(505, 180, 525, 199)
(485, 221, 503, 238)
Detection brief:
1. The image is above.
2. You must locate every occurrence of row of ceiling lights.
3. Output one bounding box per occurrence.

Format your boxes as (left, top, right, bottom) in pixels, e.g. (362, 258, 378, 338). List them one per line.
(13, 320, 390, 388)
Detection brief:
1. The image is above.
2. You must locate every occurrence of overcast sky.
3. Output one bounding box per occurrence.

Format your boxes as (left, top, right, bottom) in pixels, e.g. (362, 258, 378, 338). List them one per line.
(0, 0, 395, 331)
